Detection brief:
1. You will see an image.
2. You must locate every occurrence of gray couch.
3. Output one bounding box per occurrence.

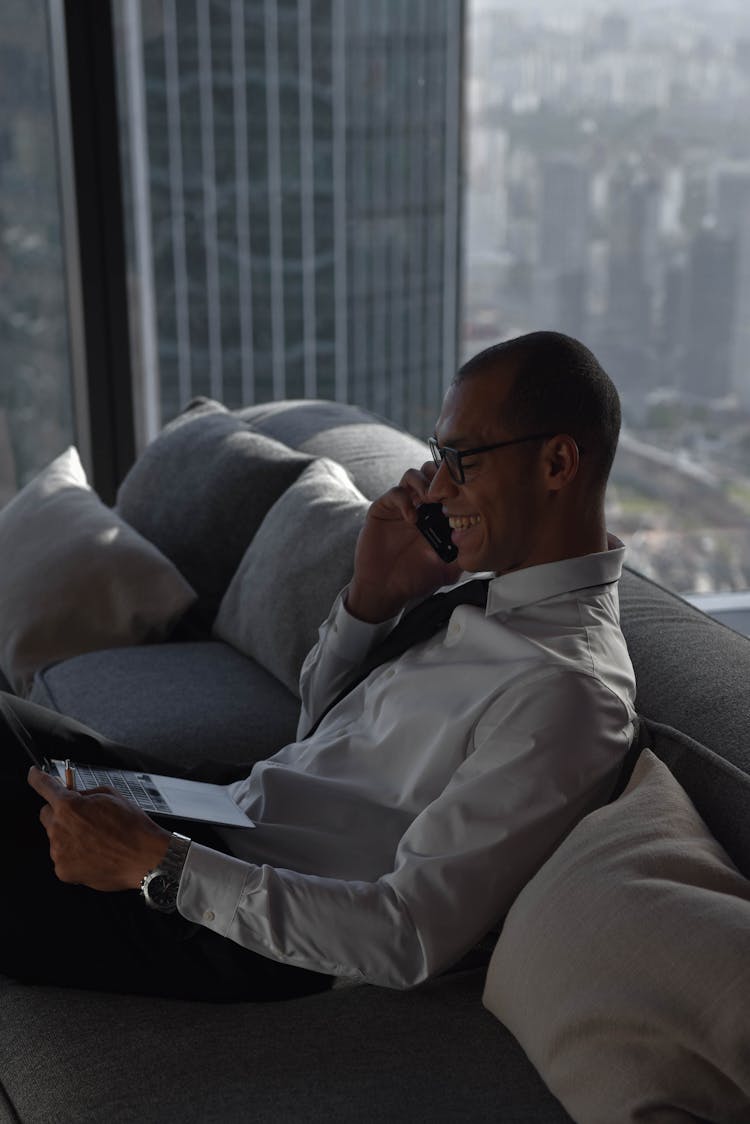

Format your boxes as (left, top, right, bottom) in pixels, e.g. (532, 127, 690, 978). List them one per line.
(2, 398, 749, 1123)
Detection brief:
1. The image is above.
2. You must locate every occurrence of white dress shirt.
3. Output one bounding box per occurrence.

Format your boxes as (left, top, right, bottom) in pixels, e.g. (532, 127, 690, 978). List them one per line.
(177, 534, 637, 989)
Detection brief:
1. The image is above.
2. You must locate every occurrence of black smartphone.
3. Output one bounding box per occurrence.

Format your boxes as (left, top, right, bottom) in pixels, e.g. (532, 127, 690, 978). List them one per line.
(416, 503, 458, 563)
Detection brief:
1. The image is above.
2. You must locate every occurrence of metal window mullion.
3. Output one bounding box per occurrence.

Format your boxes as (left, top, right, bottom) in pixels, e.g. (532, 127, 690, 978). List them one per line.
(389, 4, 405, 428)
(298, 0, 317, 399)
(442, 0, 462, 395)
(264, 0, 285, 399)
(122, 0, 160, 446)
(350, 5, 367, 409)
(47, 0, 91, 477)
(423, 6, 443, 419)
(231, 0, 255, 404)
(372, 2, 388, 418)
(408, 0, 427, 433)
(332, 0, 348, 403)
(197, 0, 222, 402)
(163, 0, 191, 406)
(51, 0, 136, 500)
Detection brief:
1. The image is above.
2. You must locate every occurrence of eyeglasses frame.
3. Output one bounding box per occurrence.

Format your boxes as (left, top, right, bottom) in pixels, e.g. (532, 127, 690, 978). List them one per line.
(428, 432, 578, 485)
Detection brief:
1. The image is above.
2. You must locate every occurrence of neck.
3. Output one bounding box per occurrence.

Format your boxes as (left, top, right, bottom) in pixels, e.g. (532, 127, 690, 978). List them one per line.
(507, 507, 609, 575)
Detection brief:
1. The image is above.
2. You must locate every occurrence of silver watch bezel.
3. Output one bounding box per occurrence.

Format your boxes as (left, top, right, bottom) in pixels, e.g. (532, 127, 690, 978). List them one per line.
(140, 832, 191, 912)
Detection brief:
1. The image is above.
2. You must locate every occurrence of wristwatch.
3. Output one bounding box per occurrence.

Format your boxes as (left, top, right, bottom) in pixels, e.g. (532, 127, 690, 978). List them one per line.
(140, 832, 191, 913)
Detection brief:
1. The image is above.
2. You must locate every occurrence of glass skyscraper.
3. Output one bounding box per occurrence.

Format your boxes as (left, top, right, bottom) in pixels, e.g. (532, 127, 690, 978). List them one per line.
(115, 0, 463, 446)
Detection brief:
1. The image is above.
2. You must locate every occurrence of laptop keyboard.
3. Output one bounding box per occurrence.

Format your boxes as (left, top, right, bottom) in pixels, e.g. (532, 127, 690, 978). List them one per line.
(74, 766, 171, 815)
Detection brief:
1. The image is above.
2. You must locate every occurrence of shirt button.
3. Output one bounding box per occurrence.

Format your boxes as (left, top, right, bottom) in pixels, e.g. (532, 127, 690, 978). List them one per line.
(203, 910, 215, 922)
(449, 621, 461, 636)
(385, 667, 396, 678)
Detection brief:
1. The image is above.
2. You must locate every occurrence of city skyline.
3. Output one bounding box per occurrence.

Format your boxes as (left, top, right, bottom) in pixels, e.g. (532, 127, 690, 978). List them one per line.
(3, 1, 750, 595)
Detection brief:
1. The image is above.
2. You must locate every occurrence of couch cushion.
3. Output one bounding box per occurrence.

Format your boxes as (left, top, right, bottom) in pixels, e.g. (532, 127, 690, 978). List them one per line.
(0, 447, 196, 696)
(644, 717, 750, 879)
(620, 566, 750, 777)
(213, 458, 369, 695)
(29, 642, 300, 780)
(483, 749, 750, 1124)
(239, 399, 429, 500)
(0, 968, 572, 1123)
(116, 399, 314, 628)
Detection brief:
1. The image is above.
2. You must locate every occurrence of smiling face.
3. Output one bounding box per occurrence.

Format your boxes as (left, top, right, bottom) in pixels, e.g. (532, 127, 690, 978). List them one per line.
(427, 367, 553, 575)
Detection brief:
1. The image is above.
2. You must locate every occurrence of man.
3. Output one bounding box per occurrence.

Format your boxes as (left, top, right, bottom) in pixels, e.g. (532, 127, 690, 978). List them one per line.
(3, 330, 636, 1001)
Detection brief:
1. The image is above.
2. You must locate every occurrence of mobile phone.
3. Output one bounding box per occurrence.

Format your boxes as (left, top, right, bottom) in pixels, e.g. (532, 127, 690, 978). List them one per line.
(416, 503, 458, 563)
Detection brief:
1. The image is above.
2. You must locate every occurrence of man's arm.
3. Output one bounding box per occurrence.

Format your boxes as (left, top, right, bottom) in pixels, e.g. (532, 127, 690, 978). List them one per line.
(297, 458, 462, 737)
(180, 669, 635, 988)
(28, 670, 634, 987)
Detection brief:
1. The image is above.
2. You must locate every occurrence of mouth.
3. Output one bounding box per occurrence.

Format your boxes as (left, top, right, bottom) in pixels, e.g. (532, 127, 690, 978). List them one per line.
(447, 514, 482, 532)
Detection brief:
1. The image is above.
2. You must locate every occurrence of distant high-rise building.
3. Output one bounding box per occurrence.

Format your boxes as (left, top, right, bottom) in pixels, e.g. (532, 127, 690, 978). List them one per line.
(603, 167, 660, 395)
(599, 11, 630, 53)
(538, 156, 590, 274)
(683, 224, 738, 400)
(714, 162, 750, 406)
(117, 0, 463, 444)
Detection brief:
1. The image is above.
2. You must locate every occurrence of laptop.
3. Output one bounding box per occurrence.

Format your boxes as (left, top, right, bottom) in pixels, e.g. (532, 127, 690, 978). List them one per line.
(6, 699, 253, 829)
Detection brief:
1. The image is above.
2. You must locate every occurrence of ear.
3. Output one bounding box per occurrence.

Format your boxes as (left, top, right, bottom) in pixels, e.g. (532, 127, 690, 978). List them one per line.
(542, 435, 580, 492)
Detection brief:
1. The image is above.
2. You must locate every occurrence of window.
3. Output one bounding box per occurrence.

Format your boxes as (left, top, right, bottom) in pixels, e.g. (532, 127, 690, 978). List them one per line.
(464, 0, 750, 596)
(0, 0, 75, 501)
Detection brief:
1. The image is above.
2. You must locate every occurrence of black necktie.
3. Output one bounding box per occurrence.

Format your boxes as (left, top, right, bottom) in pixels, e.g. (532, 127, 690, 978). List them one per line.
(304, 578, 491, 739)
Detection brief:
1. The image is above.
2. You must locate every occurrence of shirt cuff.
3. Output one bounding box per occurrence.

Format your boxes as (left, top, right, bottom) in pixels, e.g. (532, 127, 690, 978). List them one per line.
(177, 841, 251, 936)
(325, 588, 400, 663)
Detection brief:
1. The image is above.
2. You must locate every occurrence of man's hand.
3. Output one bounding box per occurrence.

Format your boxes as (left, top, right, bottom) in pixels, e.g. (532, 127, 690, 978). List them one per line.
(27, 766, 172, 892)
(346, 461, 462, 623)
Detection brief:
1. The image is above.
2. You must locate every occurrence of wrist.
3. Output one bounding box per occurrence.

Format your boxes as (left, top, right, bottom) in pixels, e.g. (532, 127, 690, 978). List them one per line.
(344, 583, 402, 625)
(130, 826, 172, 890)
(139, 831, 192, 912)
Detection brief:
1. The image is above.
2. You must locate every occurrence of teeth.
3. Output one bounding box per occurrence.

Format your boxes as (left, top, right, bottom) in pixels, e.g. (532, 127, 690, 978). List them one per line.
(448, 515, 481, 531)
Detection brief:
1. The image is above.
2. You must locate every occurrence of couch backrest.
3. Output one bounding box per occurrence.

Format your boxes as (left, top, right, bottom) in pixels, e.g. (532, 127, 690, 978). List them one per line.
(238, 399, 430, 499)
(619, 566, 750, 876)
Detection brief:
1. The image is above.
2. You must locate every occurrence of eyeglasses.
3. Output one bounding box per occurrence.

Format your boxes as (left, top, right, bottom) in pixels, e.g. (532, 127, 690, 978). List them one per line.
(428, 433, 556, 485)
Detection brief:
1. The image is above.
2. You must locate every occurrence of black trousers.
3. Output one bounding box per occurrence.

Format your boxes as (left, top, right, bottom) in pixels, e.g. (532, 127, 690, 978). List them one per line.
(0, 692, 333, 1003)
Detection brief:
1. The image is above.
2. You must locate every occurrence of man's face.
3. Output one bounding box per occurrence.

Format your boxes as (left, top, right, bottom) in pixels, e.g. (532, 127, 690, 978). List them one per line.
(428, 369, 547, 575)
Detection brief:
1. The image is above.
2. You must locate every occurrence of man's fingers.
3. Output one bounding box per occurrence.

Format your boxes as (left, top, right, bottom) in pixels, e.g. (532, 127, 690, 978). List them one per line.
(27, 765, 64, 803)
(398, 466, 435, 509)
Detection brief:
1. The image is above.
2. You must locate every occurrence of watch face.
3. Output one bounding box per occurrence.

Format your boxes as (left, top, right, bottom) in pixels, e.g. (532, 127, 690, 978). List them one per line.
(143, 872, 179, 911)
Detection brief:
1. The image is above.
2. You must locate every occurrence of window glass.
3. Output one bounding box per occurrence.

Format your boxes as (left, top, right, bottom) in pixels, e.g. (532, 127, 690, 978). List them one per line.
(0, 0, 74, 503)
(464, 0, 750, 595)
(113, 0, 461, 445)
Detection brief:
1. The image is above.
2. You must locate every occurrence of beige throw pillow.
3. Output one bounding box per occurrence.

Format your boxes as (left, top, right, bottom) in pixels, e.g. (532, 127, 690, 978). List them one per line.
(0, 447, 196, 695)
(483, 749, 750, 1124)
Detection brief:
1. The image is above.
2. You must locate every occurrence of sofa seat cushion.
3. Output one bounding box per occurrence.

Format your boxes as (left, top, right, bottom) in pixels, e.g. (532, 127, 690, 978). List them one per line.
(116, 398, 314, 629)
(0, 969, 572, 1124)
(29, 643, 300, 780)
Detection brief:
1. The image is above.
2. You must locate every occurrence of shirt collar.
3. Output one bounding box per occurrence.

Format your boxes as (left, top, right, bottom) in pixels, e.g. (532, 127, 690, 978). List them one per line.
(485, 533, 626, 615)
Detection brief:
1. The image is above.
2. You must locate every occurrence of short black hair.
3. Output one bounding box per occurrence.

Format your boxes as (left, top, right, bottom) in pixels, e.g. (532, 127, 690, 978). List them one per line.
(456, 331, 621, 492)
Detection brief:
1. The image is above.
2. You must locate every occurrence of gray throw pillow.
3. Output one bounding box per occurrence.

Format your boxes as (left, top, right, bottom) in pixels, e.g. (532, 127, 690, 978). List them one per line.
(213, 458, 369, 695)
(116, 399, 313, 627)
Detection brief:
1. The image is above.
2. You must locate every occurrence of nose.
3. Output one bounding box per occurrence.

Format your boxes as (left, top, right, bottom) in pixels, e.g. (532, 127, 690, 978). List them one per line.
(427, 457, 459, 501)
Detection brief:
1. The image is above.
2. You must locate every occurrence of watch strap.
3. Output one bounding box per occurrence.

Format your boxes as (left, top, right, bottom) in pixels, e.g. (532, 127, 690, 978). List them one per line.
(159, 831, 192, 879)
